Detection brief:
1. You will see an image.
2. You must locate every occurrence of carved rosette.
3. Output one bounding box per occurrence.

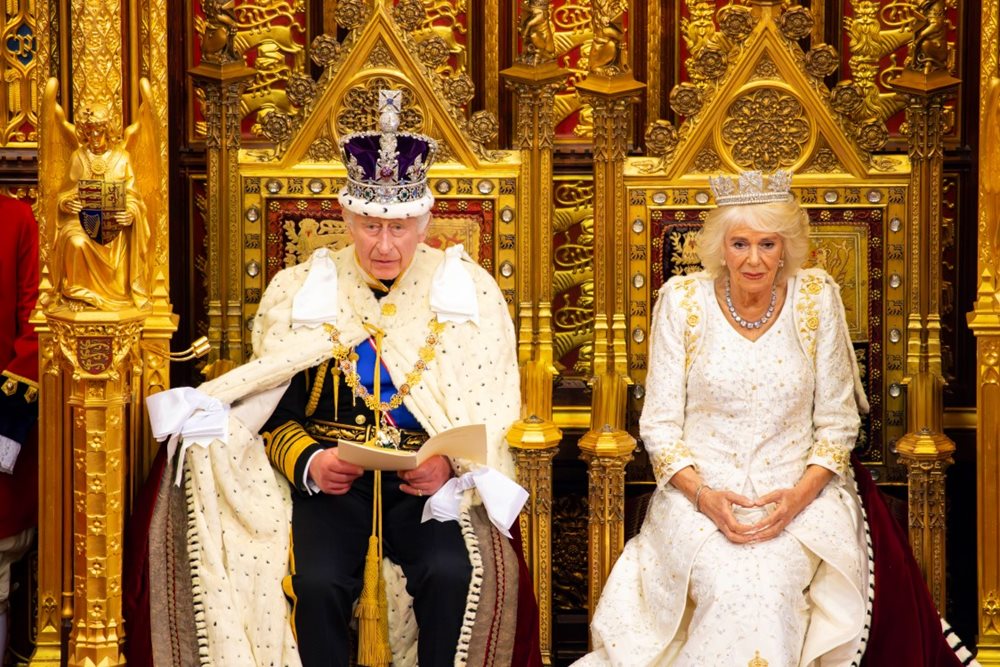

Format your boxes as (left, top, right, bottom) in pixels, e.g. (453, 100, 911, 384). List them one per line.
(310, 34, 342, 68)
(638, 119, 679, 174)
(722, 88, 811, 171)
(693, 146, 722, 173)
(467, 110, 501, 157)
(857, 119, 890, 152)
(444, 73, 476, 108)
(335, 0, 371, 30)
(307, 136, 337, 162)
(416, 36, 451, 69)
(830, 81, 865, 116)
(692, 44, 728, 81)
(778, 6, 814, 41)
(670, 82, 704, 118)
(717, 4, 756, 43)
(285, 73, 318, 108)
(804, 45, 840, 79)
(392, 0, 425, 31)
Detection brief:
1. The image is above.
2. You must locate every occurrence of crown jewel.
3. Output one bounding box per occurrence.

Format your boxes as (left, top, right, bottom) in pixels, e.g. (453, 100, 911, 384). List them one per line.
(708, 170, 793, 207)
(338, 90, 437, 217)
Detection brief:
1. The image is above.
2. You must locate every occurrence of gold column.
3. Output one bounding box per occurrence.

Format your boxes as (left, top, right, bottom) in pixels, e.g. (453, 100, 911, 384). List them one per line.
(501, 6, 563, 660)
(135, 0, 177, 490)
(575, 0, 642, 620)
(887, 16, 960, 611)
(190, 7, 256, 368)
(970, 0, 1000, 660)
(505, 418, 560, 664)
(28, 323, 67, 667)
(49, 311, 144, 667)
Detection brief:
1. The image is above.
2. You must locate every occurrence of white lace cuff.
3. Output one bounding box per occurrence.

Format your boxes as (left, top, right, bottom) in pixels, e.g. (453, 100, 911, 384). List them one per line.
(807, 440, 851, 477)
(0, 434, 21, 473)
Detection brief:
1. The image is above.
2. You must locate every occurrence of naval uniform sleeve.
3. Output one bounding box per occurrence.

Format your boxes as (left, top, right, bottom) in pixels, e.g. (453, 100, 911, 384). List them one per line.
(261, 370, 323, 492)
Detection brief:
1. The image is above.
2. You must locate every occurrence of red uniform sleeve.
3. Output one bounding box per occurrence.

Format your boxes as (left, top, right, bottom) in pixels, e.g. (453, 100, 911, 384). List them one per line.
(1, 200, 39, 388)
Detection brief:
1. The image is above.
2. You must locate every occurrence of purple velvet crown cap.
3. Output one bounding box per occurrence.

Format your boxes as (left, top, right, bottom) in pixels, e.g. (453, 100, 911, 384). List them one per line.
(339, 131, 437, 186)
(337, 90, 439, 218)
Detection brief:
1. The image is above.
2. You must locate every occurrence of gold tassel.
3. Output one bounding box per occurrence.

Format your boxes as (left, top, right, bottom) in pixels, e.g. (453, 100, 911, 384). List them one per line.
(356, 471, 392, 667)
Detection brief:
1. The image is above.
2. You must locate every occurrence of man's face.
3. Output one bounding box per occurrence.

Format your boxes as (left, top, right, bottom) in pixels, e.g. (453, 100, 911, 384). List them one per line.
(346, 211, 428, 280)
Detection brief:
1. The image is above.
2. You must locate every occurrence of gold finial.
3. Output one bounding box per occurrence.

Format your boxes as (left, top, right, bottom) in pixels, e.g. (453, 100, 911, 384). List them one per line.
(748, 651, 769, 667)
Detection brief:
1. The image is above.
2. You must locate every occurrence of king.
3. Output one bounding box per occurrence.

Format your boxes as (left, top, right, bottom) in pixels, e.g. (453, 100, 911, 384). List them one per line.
(144, 90, 541, 667)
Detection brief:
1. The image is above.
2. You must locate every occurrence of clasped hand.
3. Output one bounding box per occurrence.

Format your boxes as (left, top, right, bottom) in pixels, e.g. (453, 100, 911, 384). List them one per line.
(309, 449, 452, 497)
(699, 485, 812, 545)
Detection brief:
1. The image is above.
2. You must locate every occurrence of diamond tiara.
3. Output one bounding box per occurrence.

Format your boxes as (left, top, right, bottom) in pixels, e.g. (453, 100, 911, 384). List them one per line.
(708, 170, 794, 207)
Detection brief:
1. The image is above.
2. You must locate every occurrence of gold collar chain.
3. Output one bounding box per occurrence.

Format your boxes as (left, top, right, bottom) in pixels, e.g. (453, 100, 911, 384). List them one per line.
(324, 317, 447, 414)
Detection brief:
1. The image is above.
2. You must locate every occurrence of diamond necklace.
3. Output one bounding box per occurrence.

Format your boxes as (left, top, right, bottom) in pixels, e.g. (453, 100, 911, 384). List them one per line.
(724, 276, 777, 330)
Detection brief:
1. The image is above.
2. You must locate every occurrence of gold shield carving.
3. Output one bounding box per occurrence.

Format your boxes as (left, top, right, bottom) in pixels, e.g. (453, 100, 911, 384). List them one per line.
(77, 337, 114, 374)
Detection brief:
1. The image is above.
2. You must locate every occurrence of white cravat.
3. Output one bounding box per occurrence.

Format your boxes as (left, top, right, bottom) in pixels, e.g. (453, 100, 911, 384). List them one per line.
(430, 244, 480, 325)
(292, 247, 339, 328)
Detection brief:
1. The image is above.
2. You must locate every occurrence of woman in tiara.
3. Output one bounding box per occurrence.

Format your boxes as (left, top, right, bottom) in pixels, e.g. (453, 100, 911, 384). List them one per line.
(574, 171, 968, 667)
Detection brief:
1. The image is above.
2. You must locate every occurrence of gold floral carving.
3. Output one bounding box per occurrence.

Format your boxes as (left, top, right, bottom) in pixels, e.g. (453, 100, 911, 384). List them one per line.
(985, 590, 1000, 635)
(336, 78, 424, 139)
(71, 0, 124, 136)
(693, 146, 722, 173)
(750, 55, 780, 82)
(364, 40, 397, 69)
(802, 147, 844, 174)
(722, 88, 811, 171)
(637, 120, 679, 174)
(335, 0, 371, 30)
(1, 0, 38, 145)
(393, 0, 425, 32)
(717, 3, 755, 44)
(804, 45, 840, 79)
(778, 6, 814, 41)
(670, 82, 704, 118)
(406, 1, 468, 79)
(311, 34, 343, 68)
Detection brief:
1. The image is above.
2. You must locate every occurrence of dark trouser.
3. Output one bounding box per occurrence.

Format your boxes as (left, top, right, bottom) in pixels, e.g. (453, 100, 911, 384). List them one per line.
(286, 471, 472, 667)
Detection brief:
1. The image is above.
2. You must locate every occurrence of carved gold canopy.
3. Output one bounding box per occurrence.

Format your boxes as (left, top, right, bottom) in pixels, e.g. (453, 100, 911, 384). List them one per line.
(623, 3, 911, 481)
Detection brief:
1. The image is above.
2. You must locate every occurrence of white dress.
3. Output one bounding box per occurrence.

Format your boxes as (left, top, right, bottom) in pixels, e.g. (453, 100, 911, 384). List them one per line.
(575, 269, 870, 667)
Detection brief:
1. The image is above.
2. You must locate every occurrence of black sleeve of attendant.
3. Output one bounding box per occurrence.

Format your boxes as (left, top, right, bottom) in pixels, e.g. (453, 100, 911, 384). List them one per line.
(0, 388, 38, 445)
(260, 369, 323, 491)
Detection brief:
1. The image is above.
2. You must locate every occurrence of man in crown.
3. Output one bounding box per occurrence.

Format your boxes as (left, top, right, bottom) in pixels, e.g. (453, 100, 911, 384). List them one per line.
(141, 91, 540, 667)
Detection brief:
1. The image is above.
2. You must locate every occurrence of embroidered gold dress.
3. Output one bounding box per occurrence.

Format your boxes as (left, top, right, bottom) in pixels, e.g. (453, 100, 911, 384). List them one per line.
(576, 269, 869, 667)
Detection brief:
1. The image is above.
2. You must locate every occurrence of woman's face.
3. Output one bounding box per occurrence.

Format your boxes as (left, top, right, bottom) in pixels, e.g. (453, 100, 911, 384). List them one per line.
(723, 223, 784, 295)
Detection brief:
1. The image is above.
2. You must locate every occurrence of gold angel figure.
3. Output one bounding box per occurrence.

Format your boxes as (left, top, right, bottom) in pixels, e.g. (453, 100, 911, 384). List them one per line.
(39, 77, 161, 310)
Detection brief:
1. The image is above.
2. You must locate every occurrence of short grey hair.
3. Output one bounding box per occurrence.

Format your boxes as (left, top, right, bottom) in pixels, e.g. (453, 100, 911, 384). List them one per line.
(342, 208, 432, 232)
(696, 198, 811, 282)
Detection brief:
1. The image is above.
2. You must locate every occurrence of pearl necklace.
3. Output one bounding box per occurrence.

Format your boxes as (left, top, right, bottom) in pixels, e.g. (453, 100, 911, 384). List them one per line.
(724, 276, 777, 330)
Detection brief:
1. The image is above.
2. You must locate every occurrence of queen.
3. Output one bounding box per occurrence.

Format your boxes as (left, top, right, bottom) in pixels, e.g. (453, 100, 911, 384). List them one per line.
(574, 170, 971, 666)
